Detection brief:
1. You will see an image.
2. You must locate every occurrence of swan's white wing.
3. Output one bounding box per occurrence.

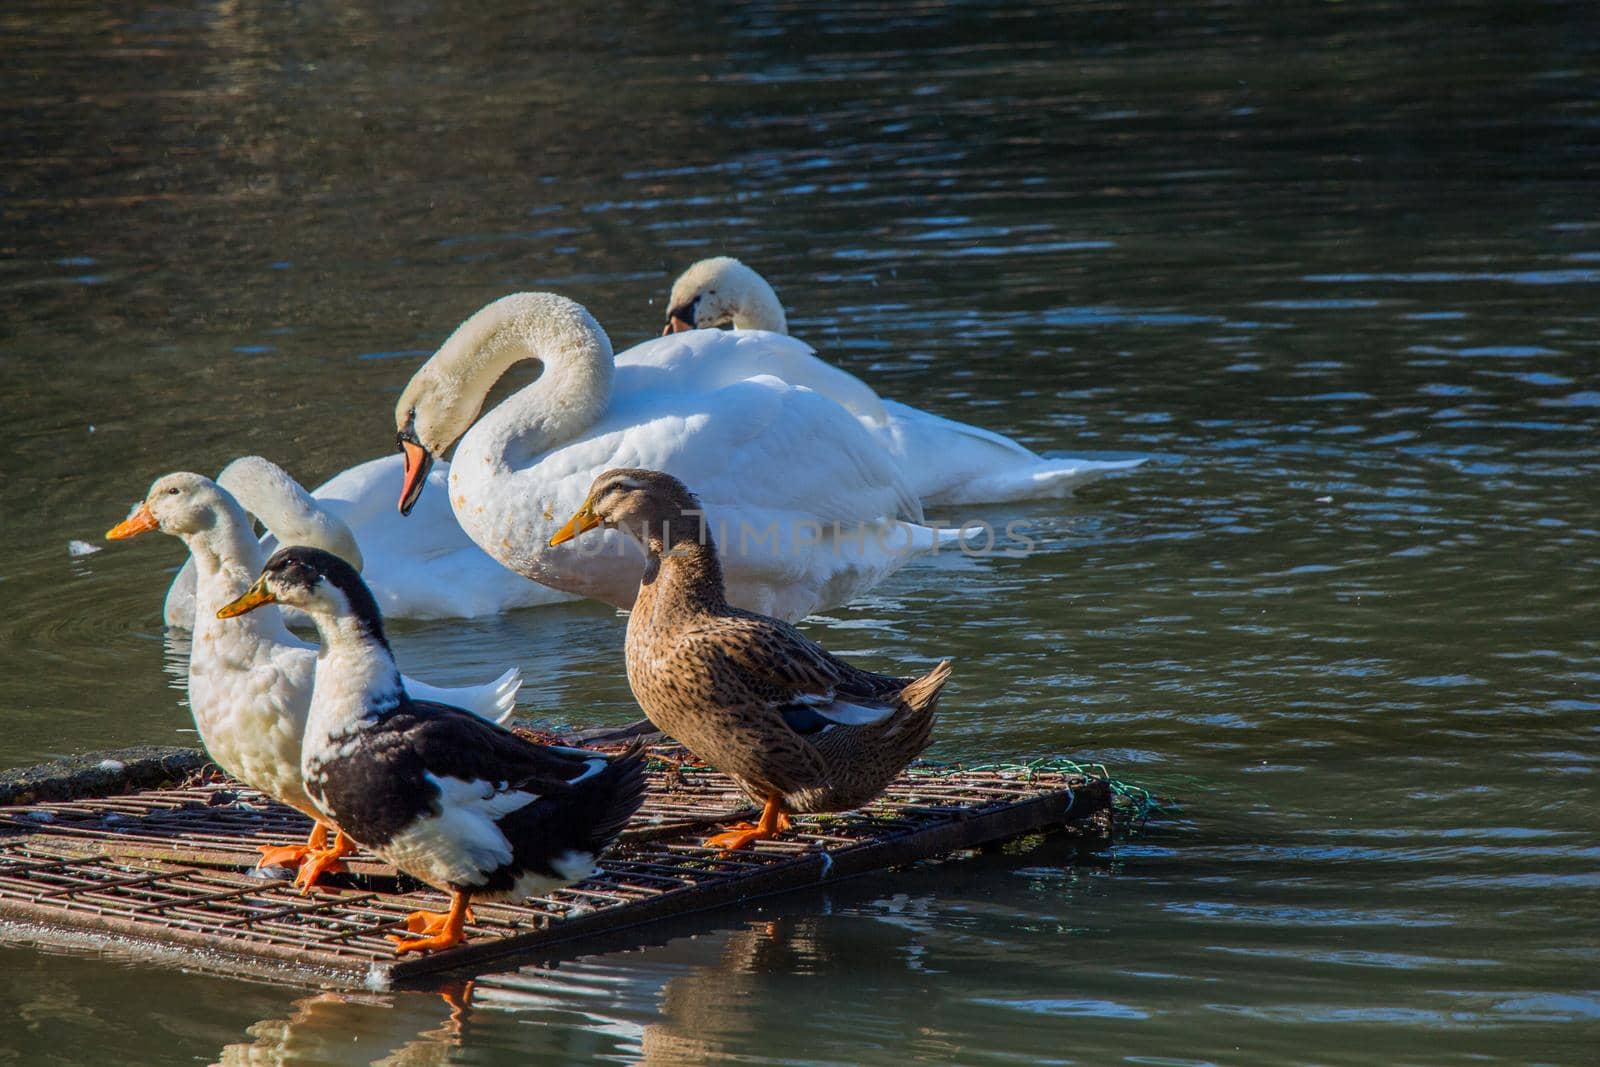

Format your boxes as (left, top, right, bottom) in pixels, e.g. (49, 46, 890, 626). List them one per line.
(617, 329, 890, 426)
(457, 375, 930, 618)
(516, 374, 920, 530)
(879, 399, 1147, 504)
(311, 454, 431, 530)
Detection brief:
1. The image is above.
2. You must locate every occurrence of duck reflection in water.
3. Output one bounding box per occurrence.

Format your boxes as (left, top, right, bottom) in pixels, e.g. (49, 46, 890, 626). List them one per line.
(636, 917, 826, 1064)
(633, 911, 962, 1065)
(215, 981, 475, 1066)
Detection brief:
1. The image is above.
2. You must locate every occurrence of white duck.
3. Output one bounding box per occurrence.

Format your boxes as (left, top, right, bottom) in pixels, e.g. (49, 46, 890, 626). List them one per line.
(394, 292, 942, 622)
(162, 455, 570, 628)
(662, 257, 1145, 504)
(108, 472, 525, 889)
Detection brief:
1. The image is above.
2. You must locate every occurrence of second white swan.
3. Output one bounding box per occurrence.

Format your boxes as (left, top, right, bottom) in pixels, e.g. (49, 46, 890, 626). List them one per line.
(661, 256, 1145, 505)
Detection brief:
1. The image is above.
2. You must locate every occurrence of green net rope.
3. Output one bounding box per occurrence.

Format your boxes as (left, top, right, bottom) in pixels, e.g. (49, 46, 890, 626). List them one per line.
(907, 756, 1173, 827)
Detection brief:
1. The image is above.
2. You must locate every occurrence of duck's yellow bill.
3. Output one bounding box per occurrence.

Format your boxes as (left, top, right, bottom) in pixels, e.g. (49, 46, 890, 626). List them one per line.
(217, 578, 276, 619)
(106, 502, 158, 540)
(549, 506, 600, 546)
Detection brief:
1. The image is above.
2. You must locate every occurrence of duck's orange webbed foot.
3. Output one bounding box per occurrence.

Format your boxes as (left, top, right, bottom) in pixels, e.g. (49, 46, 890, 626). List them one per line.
(256, 821, 331, 872)
(704, 798, 791, 852)
(292, 830, 355, 894)
(388, 892, 473, 955)
(704, 824, 773, 851)
(255, 842, 314, 869)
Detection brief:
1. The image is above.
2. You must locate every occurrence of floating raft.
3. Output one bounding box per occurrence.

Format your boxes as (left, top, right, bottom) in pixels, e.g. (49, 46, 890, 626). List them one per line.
(0, 746, 1112, 989)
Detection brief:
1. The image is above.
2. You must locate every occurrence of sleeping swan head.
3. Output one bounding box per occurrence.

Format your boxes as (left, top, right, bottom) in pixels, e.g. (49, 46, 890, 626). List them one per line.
(663, 257, 788, 335)
(215, 457, 363, 571)
(395, 292, 615, 515)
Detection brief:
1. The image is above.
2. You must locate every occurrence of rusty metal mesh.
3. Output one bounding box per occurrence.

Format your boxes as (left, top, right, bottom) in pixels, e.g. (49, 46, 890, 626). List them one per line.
(0, 753, 1107, 986)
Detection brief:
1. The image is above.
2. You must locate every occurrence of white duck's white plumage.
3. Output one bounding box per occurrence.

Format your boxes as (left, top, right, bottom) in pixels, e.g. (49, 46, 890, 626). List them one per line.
(162, 455, 571, 627)
(397, 292, 946, 622)
(661, 256, 1146, 504)
(115, 473, 523, 824)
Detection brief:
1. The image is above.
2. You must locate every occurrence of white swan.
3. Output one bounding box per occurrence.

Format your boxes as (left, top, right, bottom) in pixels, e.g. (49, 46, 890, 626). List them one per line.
(163, 455, 571, 627)
(108, 472, 525, 887)
(394, 292, 943, 622)
(663, 257, 1146, 504)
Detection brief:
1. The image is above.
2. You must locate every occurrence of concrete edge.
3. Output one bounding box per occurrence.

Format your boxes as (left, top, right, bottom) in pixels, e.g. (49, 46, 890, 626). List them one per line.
(0, 746, 210, 807)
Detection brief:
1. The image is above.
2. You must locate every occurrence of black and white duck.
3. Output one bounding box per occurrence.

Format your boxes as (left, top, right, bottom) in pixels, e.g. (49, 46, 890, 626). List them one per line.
(217, 546, 648, 955)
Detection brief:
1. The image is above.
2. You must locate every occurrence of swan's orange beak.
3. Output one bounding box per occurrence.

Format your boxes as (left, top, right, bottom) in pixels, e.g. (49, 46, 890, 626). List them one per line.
(398, 437, 433, 517)
(217, 577, 275, 619)
(106, 502, 158, 540)
(663, 313, 695, 335)
(549, 503, 601, 546)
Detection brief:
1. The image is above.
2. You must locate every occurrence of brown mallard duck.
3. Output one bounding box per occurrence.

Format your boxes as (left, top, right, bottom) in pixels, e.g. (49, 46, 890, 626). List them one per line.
(550, 468, 951, 851)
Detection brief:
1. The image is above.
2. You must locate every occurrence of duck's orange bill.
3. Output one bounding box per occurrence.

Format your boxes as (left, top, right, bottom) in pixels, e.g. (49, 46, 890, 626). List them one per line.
(106, 502, 158, 540)
(549, 506, 600, 547)
(217, 579, 276, 619)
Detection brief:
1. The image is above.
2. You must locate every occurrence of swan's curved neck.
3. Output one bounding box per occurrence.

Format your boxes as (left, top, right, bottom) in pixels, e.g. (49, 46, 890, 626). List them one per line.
(434, 294, 616, 468)
(731, 282, 787, 334)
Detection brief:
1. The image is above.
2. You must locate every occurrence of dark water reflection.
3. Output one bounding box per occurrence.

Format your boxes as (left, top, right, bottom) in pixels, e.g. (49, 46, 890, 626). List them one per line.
(3, 0, 1598, 1063)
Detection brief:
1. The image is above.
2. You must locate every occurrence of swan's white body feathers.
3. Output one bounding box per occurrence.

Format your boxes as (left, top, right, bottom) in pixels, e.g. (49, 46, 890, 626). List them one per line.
(874, 398, 1146, 504)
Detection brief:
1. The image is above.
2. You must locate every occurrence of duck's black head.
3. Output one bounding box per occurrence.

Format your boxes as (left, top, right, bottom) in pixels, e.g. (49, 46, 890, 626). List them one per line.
(219, 545, 389, 647)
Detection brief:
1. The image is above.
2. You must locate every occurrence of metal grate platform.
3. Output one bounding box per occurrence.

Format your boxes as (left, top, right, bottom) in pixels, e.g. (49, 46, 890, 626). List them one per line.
(0, 752, 1111, 989)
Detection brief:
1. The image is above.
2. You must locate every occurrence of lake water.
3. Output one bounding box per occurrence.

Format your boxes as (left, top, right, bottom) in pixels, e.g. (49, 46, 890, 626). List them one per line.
(3, 1, 1597, 1063)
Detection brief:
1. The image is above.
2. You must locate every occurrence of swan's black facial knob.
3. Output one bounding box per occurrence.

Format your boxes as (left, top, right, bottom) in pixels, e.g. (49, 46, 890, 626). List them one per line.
(663, 295, 700, 335)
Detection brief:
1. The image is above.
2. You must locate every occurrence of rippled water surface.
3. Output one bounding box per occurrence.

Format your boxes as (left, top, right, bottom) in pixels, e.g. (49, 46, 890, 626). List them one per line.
(3, 1, 1598, 1063)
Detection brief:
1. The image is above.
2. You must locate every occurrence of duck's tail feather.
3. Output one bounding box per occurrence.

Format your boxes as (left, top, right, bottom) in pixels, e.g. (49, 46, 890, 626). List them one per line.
(410, 667, 523, 724)
(878, 658, 952, 761)
(480, 667, 524, 725)
(582, 739, 650, 852)
(898, 658, 953, 715)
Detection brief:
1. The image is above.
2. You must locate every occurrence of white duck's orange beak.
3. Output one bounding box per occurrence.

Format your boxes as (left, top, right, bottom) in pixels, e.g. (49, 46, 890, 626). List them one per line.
(106, 501, 158, 540)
